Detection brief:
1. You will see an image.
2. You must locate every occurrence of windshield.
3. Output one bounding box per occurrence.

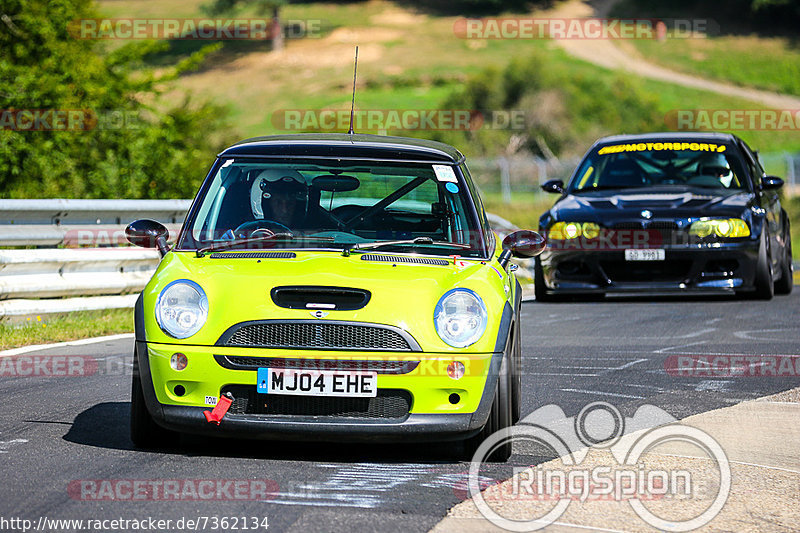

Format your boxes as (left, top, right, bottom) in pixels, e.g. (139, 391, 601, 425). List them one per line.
(570, 141, 748, 193)
(178, 158, 486, 257)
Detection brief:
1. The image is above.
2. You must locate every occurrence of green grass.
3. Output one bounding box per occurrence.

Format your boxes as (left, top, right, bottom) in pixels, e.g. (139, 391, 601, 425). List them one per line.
(0, 309, 133, 350)
(627, 36, 800, 98)
(482, 191, 556, 230)
(98, 1, 800, 155)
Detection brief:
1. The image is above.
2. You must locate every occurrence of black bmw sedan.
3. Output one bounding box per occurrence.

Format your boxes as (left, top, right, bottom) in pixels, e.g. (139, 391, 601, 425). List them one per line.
(535, 132, 793, 300)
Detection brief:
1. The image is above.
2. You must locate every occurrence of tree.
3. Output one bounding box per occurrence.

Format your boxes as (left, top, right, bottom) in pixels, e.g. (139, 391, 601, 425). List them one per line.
(203, 0, 286, 51)
(0, 0, 237, 199)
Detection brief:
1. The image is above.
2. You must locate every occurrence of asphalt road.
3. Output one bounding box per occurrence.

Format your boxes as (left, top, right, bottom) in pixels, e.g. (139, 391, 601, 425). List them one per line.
(2, 292, 799, 532)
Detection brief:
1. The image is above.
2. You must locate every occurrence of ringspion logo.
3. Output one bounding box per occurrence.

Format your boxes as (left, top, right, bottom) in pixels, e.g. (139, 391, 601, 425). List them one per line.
(469, 402, 730, 531)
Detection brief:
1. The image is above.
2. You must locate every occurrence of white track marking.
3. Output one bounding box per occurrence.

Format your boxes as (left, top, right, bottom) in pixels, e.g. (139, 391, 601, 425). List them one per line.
(598, 358, 648, 374)
(653, 453, 800, 475)
(653, 341, 708, 354)
(559, 388, 645, 399)
(0, 333, 134, 357)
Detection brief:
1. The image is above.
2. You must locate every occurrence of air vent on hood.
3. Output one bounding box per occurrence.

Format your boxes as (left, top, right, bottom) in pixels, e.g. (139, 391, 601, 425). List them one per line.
(270, 286, 371, 311)
(210, 252, 296, 259)
(360, 254, 449, 266)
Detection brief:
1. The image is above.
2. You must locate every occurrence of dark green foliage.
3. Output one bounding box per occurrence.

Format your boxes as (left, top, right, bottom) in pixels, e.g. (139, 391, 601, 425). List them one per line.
(610, 0, 800, 35)
(0, 0, 236, 199)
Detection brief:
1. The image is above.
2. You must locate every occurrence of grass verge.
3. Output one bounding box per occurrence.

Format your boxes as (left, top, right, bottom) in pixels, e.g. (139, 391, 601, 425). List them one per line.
(625, 36, 800, 98)
(0, 309, 133, 351)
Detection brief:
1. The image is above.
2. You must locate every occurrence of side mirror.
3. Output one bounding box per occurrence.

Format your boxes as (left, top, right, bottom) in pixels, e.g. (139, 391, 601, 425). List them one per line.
(498, 230, 546, 268)
(761, 176, 784, 190)
(541, 179, 564, 194)
(126, 219, 170, 256)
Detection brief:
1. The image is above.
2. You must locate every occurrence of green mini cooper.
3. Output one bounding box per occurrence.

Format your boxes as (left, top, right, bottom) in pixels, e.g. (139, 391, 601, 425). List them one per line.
(126, 133, 544, 461)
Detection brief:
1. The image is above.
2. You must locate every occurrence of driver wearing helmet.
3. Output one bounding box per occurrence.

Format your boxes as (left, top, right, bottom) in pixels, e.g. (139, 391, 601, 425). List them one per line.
(696, 153, 734, 188)
(250, 169, 311, 230)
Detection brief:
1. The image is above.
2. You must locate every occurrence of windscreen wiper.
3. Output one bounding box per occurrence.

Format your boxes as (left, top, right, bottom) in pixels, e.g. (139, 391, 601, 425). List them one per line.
(572, 185, 647, 193)
(196, 233, 335, 257)
(342, 237, 470, 256)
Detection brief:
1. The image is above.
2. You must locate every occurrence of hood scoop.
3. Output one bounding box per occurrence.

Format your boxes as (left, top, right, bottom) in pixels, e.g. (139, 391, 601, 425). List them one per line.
(360, 254, 449, 266)
(271, 286, 371, 311)
(210, 251, 296, 259)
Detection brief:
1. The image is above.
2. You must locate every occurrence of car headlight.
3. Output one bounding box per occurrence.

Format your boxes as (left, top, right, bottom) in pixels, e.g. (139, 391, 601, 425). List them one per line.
(156, 280, 209, 339)
(549, 222, 600, 240)
(689, 218, 750, 238)
(434, 289, 488, 348)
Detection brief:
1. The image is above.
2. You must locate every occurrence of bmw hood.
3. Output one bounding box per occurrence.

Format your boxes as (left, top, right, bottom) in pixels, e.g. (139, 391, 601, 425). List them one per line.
(544, 186, 754, 224)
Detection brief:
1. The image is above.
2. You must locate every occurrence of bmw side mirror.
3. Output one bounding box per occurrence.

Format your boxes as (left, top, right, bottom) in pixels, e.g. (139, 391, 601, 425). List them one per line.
(761, 176, 784, 190)
(126, 219, 170, 256)
(498, 230, 546, 268)
(541, 179, 564, 194)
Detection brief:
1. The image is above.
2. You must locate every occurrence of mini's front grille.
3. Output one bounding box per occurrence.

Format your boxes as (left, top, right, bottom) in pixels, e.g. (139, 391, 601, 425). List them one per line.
(222, 385, 412, 420)
(210, 252, 296, 259)
(215, 355, 419, 374)
(360, 254, 449, 266)
(220, 321, 414, 351)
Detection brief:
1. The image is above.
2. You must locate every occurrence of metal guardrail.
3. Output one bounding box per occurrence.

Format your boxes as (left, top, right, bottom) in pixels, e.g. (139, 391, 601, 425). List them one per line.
(0, 199, 187, 246)
(0, 200, 188, 320)
(0, 199, 524, 320)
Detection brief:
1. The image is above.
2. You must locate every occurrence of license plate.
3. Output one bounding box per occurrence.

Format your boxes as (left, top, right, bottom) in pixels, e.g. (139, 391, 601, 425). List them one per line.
(624, 249, 665, 261)
(256, 368, 377, 397)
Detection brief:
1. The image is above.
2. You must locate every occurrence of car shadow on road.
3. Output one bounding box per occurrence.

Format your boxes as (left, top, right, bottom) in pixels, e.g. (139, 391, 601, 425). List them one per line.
(528, 293, 761, 304)
(63, 402, 490, 465)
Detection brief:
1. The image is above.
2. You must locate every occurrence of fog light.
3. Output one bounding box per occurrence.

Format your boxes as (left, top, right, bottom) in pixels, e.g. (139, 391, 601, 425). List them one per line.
(449, 393, 461, 404)
(447, 361, 465, 380)
(170, 352, 188, 371)
(173, 384, 186, 396)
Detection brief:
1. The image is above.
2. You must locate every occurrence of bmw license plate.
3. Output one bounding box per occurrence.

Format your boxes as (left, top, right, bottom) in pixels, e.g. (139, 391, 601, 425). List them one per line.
(257, 368, 377, 397)
(624, 249, 665, 261)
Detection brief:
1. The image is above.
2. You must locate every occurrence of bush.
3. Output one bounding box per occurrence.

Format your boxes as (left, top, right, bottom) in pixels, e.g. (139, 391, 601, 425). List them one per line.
(429, 49, 662, 158)
(0, 0, 237, 199)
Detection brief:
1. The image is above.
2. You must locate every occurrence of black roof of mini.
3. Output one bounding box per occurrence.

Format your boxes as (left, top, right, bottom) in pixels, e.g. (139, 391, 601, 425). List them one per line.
(219, 133, 464, 163)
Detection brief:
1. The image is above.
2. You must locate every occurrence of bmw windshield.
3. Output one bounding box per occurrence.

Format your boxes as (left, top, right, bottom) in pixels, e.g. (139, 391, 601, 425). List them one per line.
(178, 158, 488, 257)
(570, 141, 750, 193)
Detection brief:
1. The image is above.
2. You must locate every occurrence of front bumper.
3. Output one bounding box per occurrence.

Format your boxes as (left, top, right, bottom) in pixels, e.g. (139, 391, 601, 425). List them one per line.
(135, 340, 500, 442)
(539, 240, 760, 294)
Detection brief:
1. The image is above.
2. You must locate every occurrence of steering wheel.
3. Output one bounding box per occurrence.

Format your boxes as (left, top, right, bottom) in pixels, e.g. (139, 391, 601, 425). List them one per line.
(233, 219, 293, 239)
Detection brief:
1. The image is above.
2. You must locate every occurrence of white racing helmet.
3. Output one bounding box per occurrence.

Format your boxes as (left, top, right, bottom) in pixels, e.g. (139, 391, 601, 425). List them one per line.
(249, 169, 308, 219)
(697, 153, 734, 187)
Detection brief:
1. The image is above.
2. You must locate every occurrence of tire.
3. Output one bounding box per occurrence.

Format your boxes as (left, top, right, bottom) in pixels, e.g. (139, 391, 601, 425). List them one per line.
(510, 323, 522, 424)
(775, 227, 793, 295)
(463, 355, 513, 463)
(534, 257, 553, 302)
(752, 230, 774, 300)
(130, 350, 175, 448)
